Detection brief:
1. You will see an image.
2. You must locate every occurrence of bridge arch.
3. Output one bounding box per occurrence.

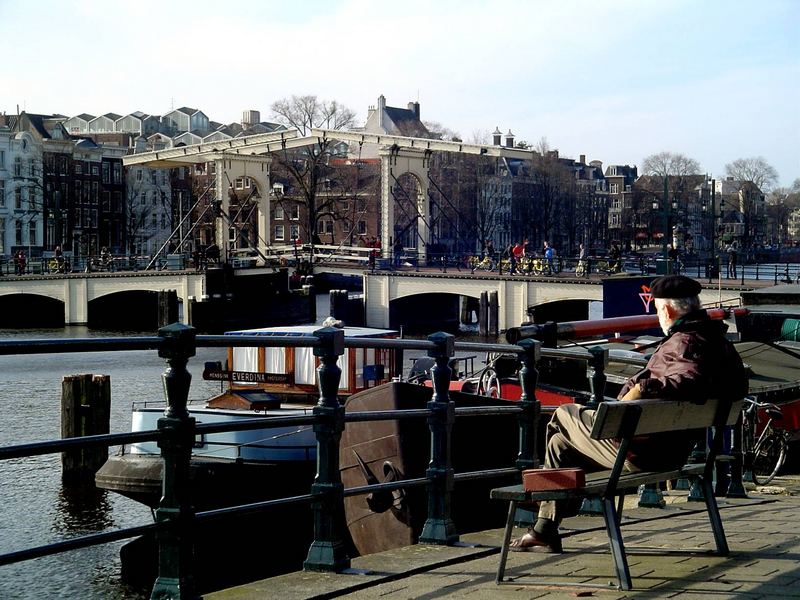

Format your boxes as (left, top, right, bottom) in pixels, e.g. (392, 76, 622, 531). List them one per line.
(88, 290, 176, 330)
(380, 147, 431, 263)
(0, 293, 65, 328)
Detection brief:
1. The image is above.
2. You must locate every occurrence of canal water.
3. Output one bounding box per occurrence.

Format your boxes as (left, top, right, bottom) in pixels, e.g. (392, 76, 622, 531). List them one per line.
(0, 326, 227, 600)
(0, 293, 534, 599)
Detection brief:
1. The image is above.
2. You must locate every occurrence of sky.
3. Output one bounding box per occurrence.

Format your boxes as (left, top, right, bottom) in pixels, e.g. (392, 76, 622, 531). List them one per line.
(1, 0, 798, 187)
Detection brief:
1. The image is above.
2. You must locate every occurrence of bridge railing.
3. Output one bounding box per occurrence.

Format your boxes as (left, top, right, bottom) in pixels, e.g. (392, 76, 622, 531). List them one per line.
(0, 324, 660, 597)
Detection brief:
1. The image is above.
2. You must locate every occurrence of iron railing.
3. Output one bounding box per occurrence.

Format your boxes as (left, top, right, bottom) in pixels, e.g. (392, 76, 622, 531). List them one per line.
(0, 325, 742, 599)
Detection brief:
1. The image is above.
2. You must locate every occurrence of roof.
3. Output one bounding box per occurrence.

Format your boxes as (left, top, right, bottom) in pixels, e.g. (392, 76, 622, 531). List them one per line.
(225, 325, 398, 338)
(103, 112, 122, 120)
(73, 113, 95, 122)
(384, 106, 429, 137)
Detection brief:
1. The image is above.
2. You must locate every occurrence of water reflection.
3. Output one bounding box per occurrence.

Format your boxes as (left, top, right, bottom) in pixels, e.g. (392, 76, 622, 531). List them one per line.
(54, 484, 115, 534)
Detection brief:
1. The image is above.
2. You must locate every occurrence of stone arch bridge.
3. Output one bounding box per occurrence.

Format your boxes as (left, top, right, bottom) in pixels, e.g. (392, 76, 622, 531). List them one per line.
(0, 271, 204, 326)
(361, 270, 742, 331)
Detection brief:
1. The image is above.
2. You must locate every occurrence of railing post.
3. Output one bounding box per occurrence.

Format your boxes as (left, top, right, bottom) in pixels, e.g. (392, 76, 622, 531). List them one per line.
(419, 331, 458, 545)
(584, 346, 608, 410)
(151, 323, 198, 600)
(304, 326, 349, 572)
(727, 414, 748, 498)
(516, 339, 541, 471)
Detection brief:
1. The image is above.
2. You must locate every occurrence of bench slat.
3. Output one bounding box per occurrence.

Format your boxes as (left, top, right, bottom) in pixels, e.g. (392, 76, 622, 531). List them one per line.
(591, 398, 742, 440)
(490, 463, 705, 502)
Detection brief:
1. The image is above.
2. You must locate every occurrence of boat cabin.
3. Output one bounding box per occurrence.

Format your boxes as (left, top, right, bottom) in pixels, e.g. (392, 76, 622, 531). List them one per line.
(204, 324, 400, 404)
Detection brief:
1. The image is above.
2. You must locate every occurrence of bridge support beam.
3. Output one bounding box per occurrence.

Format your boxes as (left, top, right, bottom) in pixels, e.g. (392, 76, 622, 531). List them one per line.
(380, 147, 430, 265)
(213, 156, 272, 264)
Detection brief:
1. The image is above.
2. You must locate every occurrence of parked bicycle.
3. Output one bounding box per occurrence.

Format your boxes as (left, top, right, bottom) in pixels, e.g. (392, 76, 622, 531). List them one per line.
(742, 396, 791, 485)
(469, 255, 495, 272)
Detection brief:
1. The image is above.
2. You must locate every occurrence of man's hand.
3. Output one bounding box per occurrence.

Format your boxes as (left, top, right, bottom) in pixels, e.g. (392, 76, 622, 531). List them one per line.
(621, 383, 643, 401)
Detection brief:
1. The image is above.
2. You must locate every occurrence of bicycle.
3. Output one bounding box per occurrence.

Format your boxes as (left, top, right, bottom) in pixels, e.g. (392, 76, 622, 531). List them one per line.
(469, 255, 495, 272)
(742, 396, 790, 485)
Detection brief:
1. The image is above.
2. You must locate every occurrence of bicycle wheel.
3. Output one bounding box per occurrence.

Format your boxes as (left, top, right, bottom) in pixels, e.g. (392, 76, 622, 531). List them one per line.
(752, 432, 788, 485)
(477, 367, 501, 398)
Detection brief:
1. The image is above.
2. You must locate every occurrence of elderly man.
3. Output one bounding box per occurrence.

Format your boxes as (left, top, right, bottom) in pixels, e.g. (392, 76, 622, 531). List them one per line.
(510, 274, 748, 553)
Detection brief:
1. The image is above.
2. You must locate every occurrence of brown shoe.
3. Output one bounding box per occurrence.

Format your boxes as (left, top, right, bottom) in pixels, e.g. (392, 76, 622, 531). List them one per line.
(509, 530, 563, 553)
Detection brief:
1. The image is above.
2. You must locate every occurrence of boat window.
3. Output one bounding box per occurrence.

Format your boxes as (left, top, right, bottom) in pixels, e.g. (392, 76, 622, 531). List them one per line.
(265, 347, 286, 374)
(233, 347, 259, 386)
(295, 347, 316, 385)
(338, 353, 349, 390)
(355, 348, 367, 388)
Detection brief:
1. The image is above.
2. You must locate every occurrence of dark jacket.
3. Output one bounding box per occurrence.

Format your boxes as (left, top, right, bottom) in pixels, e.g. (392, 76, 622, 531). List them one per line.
(617, 310, 748, 468)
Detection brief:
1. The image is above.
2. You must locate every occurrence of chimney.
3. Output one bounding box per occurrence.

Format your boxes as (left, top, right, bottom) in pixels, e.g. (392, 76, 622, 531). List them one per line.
(579, 154, 586, 164)
(492, 127, 502, 146)
(377, 95, 386, 128)
(505, 129, 515, 148)
(242, 110, 260, 128)
(407, 101, 420, 120)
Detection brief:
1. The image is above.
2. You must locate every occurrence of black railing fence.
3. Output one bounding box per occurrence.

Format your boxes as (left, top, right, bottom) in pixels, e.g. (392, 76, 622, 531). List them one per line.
(0, 324, 746, 599)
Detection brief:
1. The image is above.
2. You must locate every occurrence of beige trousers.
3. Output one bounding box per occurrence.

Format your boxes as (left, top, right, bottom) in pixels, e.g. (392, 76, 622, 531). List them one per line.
(536, 403, 639, 524)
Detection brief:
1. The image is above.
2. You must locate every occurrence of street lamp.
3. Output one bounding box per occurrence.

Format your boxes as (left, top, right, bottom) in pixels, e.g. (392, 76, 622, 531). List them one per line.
(652, 176, 678, 274)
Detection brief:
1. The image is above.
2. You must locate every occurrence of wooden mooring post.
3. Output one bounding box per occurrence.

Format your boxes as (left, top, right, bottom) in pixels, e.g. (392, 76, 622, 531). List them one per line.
(157, 289, 179, 328)
(61, 374, 111, 484)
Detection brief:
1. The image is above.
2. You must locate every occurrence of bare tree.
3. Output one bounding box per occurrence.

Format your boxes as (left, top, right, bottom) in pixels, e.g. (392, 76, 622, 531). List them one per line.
(724, 157, 779, 192)
(270, 95, 357, 247)
(641, 152, 702, 177)
(469, 129, 491, 145)
(423, 120, 461, 141)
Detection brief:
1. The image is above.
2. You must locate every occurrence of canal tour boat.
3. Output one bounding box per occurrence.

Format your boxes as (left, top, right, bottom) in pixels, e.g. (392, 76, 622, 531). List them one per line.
(95, 323, 401, 509)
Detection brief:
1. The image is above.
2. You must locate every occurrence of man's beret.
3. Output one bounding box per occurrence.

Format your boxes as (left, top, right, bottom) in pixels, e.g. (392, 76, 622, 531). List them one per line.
(650, 274, 701, 299)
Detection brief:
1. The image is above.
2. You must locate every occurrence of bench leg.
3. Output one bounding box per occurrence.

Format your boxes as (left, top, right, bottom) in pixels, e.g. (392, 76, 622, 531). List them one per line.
(700, 476, 729, 556)
(602, 497, 632, 591)
(496, 500, 518, 583)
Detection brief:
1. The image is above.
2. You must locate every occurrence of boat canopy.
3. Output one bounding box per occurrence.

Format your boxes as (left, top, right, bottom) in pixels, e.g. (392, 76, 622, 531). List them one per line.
(225, 325, 399, 338)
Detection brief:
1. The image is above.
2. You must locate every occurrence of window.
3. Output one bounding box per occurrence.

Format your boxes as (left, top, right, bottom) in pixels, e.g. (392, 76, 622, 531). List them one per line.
(0, 180, 4, 207)
(28, 159, 35, 177)
(151, 214, 157, 228)
(356, 199, 366, 211)
(290, 224, 300, 240)
(136, 169, 143, 182)
(102, 162, 110, 183)
(0, 218, 4, 253)
(275, 205, 284, 220)
(15, 187, 22, 209)
(235, 177, 244, 190)
(75, 162, 83, 175)
(0, 150, 4, 168)
(323, 220, 334, 234)
(15, 221, 22, 245)
(612, 198, 620, 209)
(609, 183, 619, 194)
(113, 163, 121, 183)
(102, 191, 111, 211)
(274, 224, 285, 241)
(92, 182, 99, 202)
(161, 213, 166, 229)
(290, 204, 300, 220)
(75, 180, 82, 201)
(92, 209, 98, 228)
(29, 221, 37, 245)
(358, 220, 367, 235)
(14, 157, 22, 177)
(83, 210, 91, 228)
(91, 165, 99, 176)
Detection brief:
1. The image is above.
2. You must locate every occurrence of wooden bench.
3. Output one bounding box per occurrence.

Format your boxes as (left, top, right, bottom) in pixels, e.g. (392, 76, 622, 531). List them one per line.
(491, 397, 743, 591)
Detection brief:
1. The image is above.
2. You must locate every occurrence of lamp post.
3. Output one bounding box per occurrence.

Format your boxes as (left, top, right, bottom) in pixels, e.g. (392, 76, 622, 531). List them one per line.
(702, 178, 721, 279)
(652, 177, 677, 274)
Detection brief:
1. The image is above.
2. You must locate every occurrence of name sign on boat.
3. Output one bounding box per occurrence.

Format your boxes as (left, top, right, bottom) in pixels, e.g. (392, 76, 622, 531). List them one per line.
(203, 368, 291, 384)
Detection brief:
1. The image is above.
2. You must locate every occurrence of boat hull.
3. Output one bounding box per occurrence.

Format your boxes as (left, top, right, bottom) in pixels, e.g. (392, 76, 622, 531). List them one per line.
(340, 380, 545, 556)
